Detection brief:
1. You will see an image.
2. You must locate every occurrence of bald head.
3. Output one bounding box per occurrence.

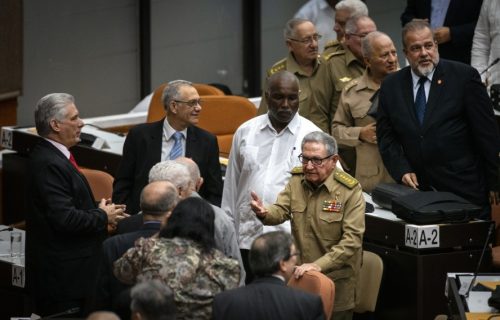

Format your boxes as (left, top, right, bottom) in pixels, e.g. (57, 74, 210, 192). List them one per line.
(140, 180, 178, 217)
(265, 70, 300, 133)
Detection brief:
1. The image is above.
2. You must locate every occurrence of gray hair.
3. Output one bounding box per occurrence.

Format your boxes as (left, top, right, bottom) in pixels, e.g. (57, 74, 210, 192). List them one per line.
(148, 160, 191, 191)
(335, 0, 369, 16)
(402, 20, 432, 48)
(34, 93, 74, 137)
(249, 231, 293, 277)
(130, 279, 176, 320)
(139, 181, 178, 216)
(283, 18, 310, 40)
(174, 158, 200, 185)
(345, 15, 373, 35)
(362, 31, 391, 59)
(301, 131, 338, 156)
(161, 79, 193, 111)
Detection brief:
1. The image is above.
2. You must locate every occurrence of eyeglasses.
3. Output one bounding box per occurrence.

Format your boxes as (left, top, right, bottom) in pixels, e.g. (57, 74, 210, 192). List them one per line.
(407, 41, 436, 54)
(348, 32, 370, 39)
(288, 34, 322, 45)
(298, 153, 333, 166)
(174, 99, 202, 108)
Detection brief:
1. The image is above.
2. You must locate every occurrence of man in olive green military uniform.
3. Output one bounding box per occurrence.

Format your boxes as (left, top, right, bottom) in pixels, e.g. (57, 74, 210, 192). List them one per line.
(257, 18, 333, 133)
(325, 15, 376, 176)
(322, 0, 369, 56)
(250, 131, 365, 320)
(333, 31, 398, 192)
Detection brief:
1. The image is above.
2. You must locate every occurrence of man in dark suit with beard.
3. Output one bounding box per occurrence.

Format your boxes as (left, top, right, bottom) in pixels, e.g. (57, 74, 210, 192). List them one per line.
(112, 80, 223, 215)
(27, 93, 126, 317)
(213, 231, 324, 320)
(377, 20, 500, 219)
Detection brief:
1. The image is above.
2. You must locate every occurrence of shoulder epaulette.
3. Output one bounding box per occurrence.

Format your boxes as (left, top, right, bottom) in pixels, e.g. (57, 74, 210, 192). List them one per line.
(334, 170, 358, 189)
(324, 40, 339, 48)
(323, 50, 345, 61)
(343, 79, 358, 92)
(267, 59, 287, 76)
(290, 166, 303, 175)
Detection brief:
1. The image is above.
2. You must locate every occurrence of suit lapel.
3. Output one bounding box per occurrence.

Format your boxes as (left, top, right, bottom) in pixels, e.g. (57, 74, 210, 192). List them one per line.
(185, 126, 197, 158)
(422, 63, 445, 133)
(150, 119, 164, 163)
(401, 68, 420, 128)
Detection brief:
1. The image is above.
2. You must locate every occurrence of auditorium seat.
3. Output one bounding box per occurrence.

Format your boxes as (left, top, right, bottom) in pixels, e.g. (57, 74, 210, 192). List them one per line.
(354, 251, 384, 313)
(288, 270, 335, 319)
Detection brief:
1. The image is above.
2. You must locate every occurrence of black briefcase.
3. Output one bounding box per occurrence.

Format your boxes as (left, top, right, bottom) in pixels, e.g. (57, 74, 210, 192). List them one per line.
(371, 183, 417, 210)
(391, 192, 481, 225)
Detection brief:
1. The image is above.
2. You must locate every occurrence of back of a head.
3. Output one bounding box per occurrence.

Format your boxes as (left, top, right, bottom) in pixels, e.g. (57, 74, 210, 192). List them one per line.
(34, 93, 74, 137)
(140, 181, 178, 217)
(174, 157, 201, 185)
(149, 160, 191, 191)
(130, 279, 176, 320)
(335, 0, 368, 16)
(249, 231, 293, 277)
(159, 197, 216, 252)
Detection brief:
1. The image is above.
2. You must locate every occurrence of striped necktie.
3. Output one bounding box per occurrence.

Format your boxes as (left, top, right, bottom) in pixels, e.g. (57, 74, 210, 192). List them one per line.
(169, 131, 183, 160)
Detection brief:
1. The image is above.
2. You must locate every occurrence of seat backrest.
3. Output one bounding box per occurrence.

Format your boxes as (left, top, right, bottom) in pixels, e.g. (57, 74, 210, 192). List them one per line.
(354, 251, 384, 313)
(146, 83, 225, 123)
(80, 168, 114, 200)
(192, 83, 225, 96)
(288, 270, 335, 319)
(197, 95, 256, 157)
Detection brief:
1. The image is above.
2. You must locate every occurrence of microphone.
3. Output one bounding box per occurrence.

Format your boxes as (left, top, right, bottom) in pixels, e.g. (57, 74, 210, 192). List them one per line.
(464, 222, 495, 299)
(480, 57, 500, 75)
(0, 227, 13, 232)
(41, 307, 80, 319)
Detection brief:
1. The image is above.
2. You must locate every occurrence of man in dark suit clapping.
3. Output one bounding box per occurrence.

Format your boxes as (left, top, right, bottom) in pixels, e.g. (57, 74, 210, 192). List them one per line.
(377, 20, 500, 219)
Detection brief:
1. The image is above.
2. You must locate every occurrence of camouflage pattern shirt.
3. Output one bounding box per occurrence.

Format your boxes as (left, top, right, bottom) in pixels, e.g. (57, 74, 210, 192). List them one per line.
(114, 236, 240, 320)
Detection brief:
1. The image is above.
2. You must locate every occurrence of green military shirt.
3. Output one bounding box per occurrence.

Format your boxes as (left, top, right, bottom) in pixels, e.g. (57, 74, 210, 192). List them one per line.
(332, 70, 395, 192)
(322, 39, 343, 58)
(257, 52, 333, 133)
(262, 168, 365, 311)
(324, 46, 365, 118)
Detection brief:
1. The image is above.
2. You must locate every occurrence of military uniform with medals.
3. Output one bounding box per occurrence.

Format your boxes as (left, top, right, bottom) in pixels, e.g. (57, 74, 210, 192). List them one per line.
(257, 52, 334, 133)
(261, 166, 365, 313)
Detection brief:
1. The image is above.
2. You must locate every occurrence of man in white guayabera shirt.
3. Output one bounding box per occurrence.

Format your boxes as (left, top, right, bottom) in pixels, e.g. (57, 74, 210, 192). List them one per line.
(222, 70, 321, 284)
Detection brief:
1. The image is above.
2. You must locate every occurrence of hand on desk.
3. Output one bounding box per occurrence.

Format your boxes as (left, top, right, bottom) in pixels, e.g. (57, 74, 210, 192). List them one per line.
(402, 173, 419, 190)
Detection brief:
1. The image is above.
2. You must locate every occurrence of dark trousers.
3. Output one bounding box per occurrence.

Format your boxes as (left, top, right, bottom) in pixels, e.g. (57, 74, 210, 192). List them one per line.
(240, 249, 255, 285)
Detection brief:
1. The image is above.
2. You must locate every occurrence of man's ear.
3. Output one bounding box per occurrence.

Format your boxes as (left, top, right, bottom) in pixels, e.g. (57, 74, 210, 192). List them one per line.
(50, 119, 60, 133)
(196, 177, 204, 192)
(279, 259, 287, 273)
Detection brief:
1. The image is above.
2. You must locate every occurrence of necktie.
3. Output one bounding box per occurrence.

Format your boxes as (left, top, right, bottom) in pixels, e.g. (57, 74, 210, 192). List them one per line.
(169, 131, 183, 160)
(415, 76, 428, 125)
(69, 152, 80, 171)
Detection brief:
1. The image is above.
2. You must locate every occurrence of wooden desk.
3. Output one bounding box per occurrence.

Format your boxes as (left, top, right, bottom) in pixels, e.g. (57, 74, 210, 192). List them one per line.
(364, 201, 493, 320)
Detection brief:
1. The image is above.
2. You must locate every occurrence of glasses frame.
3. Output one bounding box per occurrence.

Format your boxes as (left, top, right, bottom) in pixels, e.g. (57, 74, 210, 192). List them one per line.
(173, 99, 202, 108)
(348, 32, 370, 39)
(298, 153, 333, 166)
(287, 34, 322, 45)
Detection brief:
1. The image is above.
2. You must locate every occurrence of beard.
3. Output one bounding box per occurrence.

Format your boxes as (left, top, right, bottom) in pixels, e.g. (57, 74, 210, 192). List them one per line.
(414, 54, 439, 76)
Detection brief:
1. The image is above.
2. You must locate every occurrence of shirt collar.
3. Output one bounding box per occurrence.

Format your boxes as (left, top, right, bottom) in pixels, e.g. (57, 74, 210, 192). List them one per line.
(287, 52, 321, 76)
(260, 112, 301, 135)
(44, 138, 70, 159)
(355, 70, 380, 92)
(302, 167, 338, 192)
(411, 67, 436, 89)
(163, 118, 187, 140)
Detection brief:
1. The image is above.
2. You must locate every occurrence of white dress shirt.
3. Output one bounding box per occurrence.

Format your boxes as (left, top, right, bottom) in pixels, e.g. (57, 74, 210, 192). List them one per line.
(471, 0, 500, 89)
(161, 118, 187, 161)
(221, 113, 321, 249)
